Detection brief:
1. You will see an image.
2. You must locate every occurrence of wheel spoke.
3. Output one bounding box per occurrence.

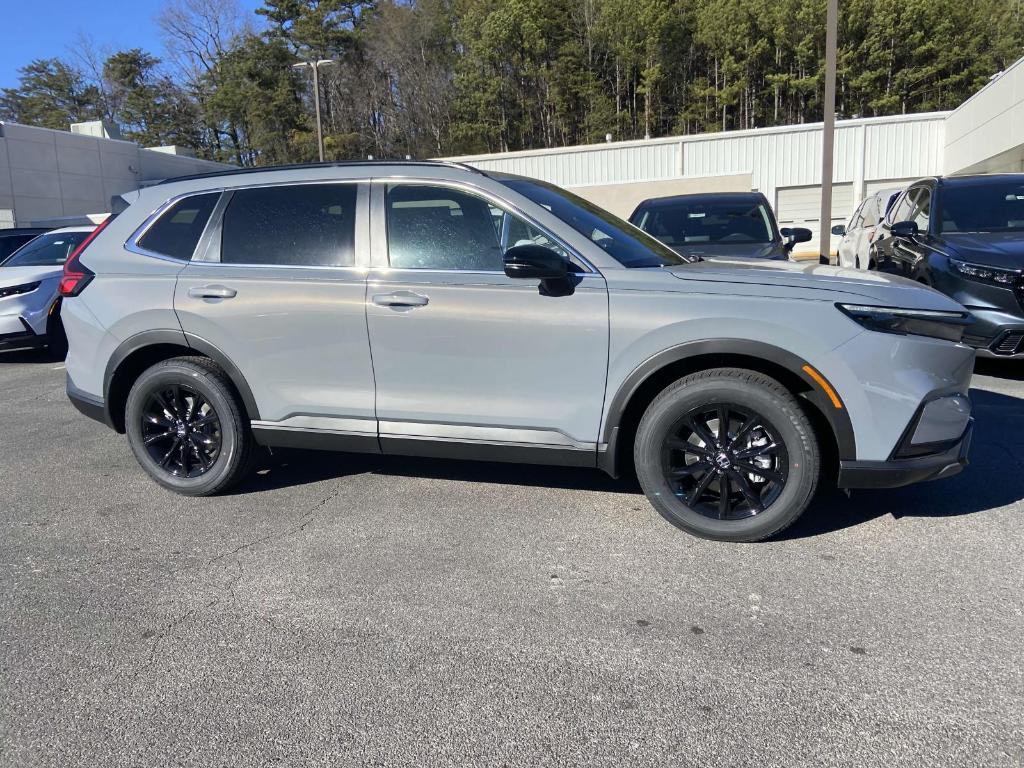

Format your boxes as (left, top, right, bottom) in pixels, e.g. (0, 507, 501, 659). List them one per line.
(144, 429, 174, 446)
(158, 438, 180, 467)
(667, 436, 711, 457)
(728, 469, 764, 512)
(686, 470, 716, 506)
(729, 414, 759, 449)
(736, 461, 784, 483)
(718, 474, 731, 518)
(191, 412, 220, 428)
(178, 439, 189, 476)
(735, 442, 778, 461)
(170, 386, 184, 418)
(717, 405, 730, 444)
(189, 436, 212, 470)
(686, 414, 719, 449)
(667, 461, 711, 479)
(151, 391, 175, 420)
(144, 412, 173, 427)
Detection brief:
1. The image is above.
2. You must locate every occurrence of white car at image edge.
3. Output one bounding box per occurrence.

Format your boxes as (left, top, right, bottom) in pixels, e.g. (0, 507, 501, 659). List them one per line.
(0, 225, 97, 358)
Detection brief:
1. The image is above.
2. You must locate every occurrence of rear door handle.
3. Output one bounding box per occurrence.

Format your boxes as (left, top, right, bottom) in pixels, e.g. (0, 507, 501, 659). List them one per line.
(188, 285, 237, 299)
(372, 291, 429, 308)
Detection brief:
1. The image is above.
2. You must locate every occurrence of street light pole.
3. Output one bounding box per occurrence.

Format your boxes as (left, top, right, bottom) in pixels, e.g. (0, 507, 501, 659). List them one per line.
(293, 59, 336, 163)
(819, 0, 839, 264)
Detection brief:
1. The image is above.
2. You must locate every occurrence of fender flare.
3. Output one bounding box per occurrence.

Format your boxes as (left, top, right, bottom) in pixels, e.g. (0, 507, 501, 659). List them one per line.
(600, 339, 857, 473)
(103, 329, 261, 425)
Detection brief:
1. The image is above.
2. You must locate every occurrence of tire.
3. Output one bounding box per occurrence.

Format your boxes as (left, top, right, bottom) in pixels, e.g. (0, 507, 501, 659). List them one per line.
(125, 356, 254, 496)
(633, 368, 819, 542)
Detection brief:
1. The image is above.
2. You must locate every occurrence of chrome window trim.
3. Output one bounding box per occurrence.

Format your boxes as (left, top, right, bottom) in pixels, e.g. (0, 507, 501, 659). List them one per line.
(372, 177, 599, 275)
(125, 190, 225, 263)
(126, 179, 371, 269)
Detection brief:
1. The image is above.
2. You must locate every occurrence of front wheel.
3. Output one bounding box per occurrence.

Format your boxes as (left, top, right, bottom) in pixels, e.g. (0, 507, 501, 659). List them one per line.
(125, 356, 254, 496)
(634, 368, 819, 542)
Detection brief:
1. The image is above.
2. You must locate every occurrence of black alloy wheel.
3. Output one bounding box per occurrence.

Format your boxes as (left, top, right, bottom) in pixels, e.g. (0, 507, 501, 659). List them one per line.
(141, 384, 222, 478)
(661, 403, 788, 520)
(125, 356, 254, 496)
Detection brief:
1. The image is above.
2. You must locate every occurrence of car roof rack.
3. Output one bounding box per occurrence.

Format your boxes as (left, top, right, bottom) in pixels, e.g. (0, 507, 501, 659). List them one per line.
(157, 159, 487, 185)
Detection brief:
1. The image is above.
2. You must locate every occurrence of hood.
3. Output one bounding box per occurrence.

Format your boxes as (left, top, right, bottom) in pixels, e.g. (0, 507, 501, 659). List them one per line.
(940, 232, 1024, 270)
(0, 265, 63, 286)
(671, 242, 786, 260)
(665, 256, 966, 312)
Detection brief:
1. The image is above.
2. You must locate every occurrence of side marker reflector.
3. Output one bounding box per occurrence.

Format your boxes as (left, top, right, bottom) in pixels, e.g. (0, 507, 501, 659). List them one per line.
(802, 364, 844, 410)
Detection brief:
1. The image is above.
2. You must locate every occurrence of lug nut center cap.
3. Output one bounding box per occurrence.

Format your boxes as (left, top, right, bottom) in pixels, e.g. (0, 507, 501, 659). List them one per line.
(715, 452, 732, 470)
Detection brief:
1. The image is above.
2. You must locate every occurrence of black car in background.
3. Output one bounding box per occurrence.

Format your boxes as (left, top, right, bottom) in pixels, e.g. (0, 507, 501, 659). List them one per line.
(0, 228, 51, 263)
(629, 192, 811, 260)
(873, 175, 1024, 358)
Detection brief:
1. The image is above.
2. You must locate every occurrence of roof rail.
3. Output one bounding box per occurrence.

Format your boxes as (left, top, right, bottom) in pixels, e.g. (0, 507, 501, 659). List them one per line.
(157, 159, 487, 185)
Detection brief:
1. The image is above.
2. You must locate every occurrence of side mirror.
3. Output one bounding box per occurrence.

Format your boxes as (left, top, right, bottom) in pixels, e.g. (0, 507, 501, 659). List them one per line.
(890, 220, 919, 239)
(503, 244, 568, 280)
(780, 226, 813, 252)
(831, 224, 847, 236)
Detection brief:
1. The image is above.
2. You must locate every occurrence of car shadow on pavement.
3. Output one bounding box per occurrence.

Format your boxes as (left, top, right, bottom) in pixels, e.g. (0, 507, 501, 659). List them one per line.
(0, 346, 53, 363)
(974, 358, 1024, 381)
(238, 448, 641, 496)
(782, 387, 1024, 539)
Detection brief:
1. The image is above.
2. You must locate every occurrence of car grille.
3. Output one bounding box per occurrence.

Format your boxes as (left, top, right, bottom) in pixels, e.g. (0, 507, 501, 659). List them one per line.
(992, 331, 1024, 356)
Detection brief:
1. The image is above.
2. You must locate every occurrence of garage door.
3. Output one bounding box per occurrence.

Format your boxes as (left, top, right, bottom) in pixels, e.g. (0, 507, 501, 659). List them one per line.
(776, 184, 853, 258)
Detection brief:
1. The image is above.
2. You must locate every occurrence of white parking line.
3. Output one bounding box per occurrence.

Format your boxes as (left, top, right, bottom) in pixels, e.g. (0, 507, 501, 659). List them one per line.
(51, 364, 65, 371)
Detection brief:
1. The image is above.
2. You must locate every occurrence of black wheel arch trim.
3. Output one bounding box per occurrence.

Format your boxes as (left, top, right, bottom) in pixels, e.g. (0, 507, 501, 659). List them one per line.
(103, 329, 261, 428)
(598, 339, 857, 475)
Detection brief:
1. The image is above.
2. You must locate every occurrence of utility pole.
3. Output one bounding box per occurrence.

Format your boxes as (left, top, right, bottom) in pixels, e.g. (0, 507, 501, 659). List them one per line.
(293, 60, 336, 163)
(819, 0, 839, 264)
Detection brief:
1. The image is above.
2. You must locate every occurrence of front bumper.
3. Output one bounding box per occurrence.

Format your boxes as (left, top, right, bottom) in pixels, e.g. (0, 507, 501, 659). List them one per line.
(959, 306, 1024, 358)
(839, 420, 973, 489)
(0, 317, 45, 347)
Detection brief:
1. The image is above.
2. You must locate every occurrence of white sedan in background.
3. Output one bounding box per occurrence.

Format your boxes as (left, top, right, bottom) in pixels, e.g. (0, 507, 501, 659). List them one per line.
(0, 226, 95, 358)
(833, 188, 901, 270)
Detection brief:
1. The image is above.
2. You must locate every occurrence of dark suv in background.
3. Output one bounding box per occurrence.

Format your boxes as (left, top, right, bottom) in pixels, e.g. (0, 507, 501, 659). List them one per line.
(874, 174, 1024, 358)
(629, 192, 811, 260)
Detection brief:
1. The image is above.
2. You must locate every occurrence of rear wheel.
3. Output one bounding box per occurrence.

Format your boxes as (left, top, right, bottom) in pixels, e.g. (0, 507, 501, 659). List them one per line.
(125, 357, 253, 496)
(634, 368, 819, 542)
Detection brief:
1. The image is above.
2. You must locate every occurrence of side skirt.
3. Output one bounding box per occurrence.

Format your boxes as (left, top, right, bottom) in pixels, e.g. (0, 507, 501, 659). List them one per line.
(252, 424, 598, 469)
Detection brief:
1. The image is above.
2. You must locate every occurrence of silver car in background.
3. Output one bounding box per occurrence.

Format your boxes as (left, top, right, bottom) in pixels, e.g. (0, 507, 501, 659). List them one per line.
(0, 225, 95, 357)
(61, 162, 974, 542)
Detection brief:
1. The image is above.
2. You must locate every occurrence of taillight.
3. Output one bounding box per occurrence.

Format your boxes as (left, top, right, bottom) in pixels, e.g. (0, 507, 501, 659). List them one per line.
(59, 215, 114, 297)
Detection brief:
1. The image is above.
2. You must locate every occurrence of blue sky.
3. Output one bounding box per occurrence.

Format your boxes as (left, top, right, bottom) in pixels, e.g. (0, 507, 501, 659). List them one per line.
(1, 0, 264, 90)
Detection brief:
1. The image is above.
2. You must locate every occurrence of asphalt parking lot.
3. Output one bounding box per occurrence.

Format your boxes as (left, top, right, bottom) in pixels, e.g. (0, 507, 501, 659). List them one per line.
(1, 349, 1022, 767)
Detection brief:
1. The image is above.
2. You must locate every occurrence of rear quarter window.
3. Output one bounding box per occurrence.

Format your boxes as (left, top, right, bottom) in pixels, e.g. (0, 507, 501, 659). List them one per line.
(137, 193, 220, 260)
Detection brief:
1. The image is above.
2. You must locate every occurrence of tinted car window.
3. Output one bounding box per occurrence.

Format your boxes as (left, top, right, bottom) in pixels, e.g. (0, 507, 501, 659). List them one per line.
(2, 231, 90, 267)
(889, 190, 916, 224)
(910, 187, 931, 230)
(0, 234, 43, 262)
(221, 184, 356, 267)
(386, 185, 505, 270)
(499, 178, 688, 267)
(138, 193, 219, 260)
(939, 180, 1024, 233)
(635, 198, 775, 245)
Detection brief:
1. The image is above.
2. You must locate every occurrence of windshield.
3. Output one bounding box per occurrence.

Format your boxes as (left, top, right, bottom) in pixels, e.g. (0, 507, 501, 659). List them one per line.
(940, 181, 1024, 234)
(632, 198, 776, 245)
(498, 178, 689, 267)
(3, 231, 90, 267)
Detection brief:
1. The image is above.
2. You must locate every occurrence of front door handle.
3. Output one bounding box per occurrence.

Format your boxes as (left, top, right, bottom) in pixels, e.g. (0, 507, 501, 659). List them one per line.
(188, 285, 237, 300)
(372, 291, 429, 308)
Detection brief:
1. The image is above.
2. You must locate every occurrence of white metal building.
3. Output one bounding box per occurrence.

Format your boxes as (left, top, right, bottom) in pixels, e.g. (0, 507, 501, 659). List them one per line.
(445, 55, 1024, 258)
(0, 121, 229, 228)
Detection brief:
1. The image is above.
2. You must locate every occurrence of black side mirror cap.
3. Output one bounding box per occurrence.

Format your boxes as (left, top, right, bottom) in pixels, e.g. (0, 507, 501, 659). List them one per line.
(780, 226, 813, 251)
(831, 224, 847, 236)
(503, 244, 568, 280)
(890, 220, 919, 239)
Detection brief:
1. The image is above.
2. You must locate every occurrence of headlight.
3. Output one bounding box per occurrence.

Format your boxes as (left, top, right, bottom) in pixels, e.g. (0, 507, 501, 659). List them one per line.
(837, 304, 971, 343)
(0, 281, 41, 299)
(949, 258, 1021, 287)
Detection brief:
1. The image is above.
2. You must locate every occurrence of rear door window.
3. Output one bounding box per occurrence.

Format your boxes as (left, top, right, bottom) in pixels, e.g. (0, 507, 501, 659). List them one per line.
(138, 193, 219, 260)
(220, 184, 357, 267)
